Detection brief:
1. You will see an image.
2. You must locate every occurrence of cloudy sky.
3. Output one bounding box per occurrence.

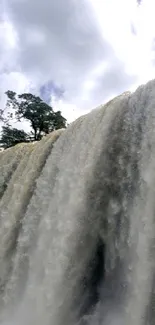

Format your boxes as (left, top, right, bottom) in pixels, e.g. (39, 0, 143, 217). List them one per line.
(0, 0, 155, 126)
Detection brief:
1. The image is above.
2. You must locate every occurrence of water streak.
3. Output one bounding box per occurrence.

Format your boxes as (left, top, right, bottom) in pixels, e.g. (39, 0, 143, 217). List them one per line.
(1, 80, 155, 324)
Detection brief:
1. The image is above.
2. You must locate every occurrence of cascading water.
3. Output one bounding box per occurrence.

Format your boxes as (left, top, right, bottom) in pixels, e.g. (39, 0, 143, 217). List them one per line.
(1, 79, 155, 324)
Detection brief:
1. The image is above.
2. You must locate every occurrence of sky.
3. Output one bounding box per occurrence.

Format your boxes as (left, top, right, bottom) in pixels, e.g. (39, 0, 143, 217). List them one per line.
(0, 0, 155, 127)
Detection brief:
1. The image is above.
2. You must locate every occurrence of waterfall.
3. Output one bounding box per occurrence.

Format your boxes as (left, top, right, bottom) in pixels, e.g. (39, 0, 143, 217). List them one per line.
(1, 79, 155, 325)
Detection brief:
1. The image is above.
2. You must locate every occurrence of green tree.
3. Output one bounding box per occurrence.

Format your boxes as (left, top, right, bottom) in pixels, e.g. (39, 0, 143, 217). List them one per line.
(0, 108, 8, 124)
(5, 91, 67, 141)
(0, 125, 29, 149)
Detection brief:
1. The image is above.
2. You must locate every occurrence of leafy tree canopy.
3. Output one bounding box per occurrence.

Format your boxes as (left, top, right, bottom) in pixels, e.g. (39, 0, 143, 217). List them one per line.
(0, 125, 29, 149)
(5, 90, 67, 141)
(0, 90, 67, 149)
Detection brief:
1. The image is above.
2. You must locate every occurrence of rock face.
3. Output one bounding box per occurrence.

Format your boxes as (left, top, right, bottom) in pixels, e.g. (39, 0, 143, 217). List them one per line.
(0, 80, 155, 325)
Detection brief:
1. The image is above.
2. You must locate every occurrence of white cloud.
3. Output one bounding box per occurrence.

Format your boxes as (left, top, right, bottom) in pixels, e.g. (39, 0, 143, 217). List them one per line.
(89, 0, 155, 86)
(0, 0, 155, 126)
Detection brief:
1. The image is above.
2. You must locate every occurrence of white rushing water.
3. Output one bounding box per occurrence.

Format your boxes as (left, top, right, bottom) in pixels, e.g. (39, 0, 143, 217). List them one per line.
(1, 80, 155, 324)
